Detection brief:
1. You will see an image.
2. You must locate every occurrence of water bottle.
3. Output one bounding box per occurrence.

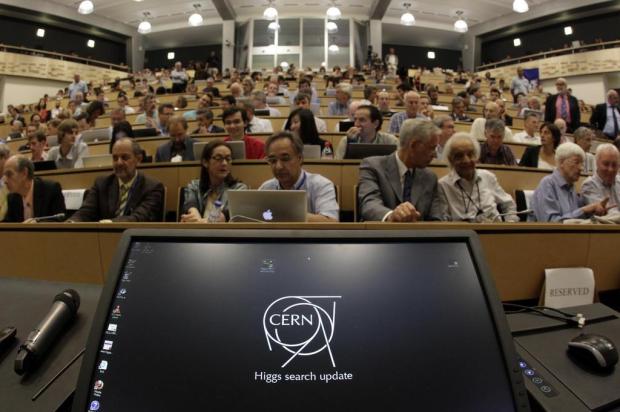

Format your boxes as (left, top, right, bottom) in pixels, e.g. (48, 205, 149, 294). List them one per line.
(207, 200, 223, 223)
(322, 142, 334, 159)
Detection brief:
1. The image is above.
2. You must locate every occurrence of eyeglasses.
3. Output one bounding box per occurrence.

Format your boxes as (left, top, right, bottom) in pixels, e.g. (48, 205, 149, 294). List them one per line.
(266, 154, 295, 164)
(210, 155, 232, 163)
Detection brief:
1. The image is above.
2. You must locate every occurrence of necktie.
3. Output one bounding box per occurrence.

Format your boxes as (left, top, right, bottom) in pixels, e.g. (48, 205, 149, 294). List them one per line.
(403, 170, 413, 203)
(116, 184, 130, 217)
(560, 96, 568, 120)
(612, 107, 619, 137)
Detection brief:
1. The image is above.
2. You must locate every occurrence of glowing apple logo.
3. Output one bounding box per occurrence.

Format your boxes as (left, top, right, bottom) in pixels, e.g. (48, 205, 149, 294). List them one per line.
(262, 209, 274, 221)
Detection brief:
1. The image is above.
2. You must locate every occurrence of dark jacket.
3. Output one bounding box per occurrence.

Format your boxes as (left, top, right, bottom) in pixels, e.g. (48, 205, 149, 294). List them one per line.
(70, 172, 164, 222)
(518, 146, 542, 168)
(544, 94, 580, 133)
(590, 103, 619, 137)
(155, 137, 196, 162)
(3, 178, 66, 222)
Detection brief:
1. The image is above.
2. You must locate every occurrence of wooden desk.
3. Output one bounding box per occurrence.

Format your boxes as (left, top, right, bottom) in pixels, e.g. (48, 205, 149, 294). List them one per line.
(0, 223, 618, 303)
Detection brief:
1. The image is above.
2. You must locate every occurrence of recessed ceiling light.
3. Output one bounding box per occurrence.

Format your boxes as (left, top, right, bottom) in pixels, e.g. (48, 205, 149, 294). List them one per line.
(87, 39, 95, 48)
(36, 28, 45, 37)
(167, 52, 175, 60)
(513, 38, 522, 47)
(427, 51, 435, 59)
(564, 26, 573, 36)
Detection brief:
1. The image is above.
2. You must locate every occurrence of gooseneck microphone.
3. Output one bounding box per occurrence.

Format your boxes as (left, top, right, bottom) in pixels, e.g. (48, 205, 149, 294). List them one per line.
(34, 213, 66, 223)
(15, 289, 80, 375)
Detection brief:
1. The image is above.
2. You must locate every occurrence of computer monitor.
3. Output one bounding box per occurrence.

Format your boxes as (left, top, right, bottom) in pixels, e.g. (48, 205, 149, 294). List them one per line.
(74, 230, 529, 412)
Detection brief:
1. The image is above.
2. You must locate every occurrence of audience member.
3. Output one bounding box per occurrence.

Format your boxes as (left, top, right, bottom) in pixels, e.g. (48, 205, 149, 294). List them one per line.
(389, 91, 426, 134)
(377, 91, 393, 117)
(511, 112, 541, 145)
(582, 144, 620, 214)
(70, 139, 164, 222)
(470, 101, 513, 141)
(573, 127, 596, 174)
(117, 94, 135, 114)
(29, 130, 48, 162)
(358, 119, 442, 222)
(510, 67, 530, 103)
(155, 116, 196, 162)
(191, 109, 225, 134)
(222, 108, 265, 159)
(2, 155, 65, 223)
(590, 89, 619, 139)
(284, 108, 327, 150)
(0, 145, 10, 221)
(519, 122, 561, 169)
(181, 140, 247, 223)
(450, 97, 473, 122)
(479, 119, 517, 166)
(252, 91, 281, 116)
(545, 78, 580, 133)
(47, 119, 88, 169)
(242, 101, 273, 133)
(202, 78, 221, 97)
(554, 118, 568, 143)
(328, 83, 352, 116)
(68, 73, 88, 101)
(531, 142, 608, 222)
(259, 132, 339, 222)
(433, 115, 455, 159)
(109, 121, 135, 153)
(170, 61, 188, 93)
(293, 93, 327, 132)
(336, 104, 399, 159)
(438, 132, 518, 222)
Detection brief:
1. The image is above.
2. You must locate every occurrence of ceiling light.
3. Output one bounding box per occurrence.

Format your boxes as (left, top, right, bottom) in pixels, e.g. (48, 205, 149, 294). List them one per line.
(400, 3, 414, 26)
(87, 39, 95, 48)
(427, 51, 435, 59)
(36, 28, 45, 38)
(513, 0, 529, 13)
(188, 4, 203, 26)
(280, 61, 289, 69)
(268, 21, 280, 31)
(167, 52, 175, 60)
(263, 1, 278, 20)
(454, 11, 468, 33)
(513, 38, 522, 47)
(326, 21, 338, 33)
(564, 26, 573, 35)
(78, 0, 94, 14)
(138, 20, 152, 34)
(328, 43, 339, 53)
(326, 5, 341, 20)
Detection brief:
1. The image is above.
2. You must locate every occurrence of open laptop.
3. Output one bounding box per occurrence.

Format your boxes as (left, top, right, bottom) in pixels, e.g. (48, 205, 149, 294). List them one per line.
(344, 143, 398, 159)
(33, 160, 57, 172)
(72, 229, 529, 412)
(303, 145, 321, 159)
(133, 128, 158, 138)
(227, 190, 307, 222)
(82, 154, 113, 168)
(192, 140, 246, 161)
(81, 128, 111, 144)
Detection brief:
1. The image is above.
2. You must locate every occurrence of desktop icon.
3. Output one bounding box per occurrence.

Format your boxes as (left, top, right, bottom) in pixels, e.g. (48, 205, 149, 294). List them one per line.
(98, 360, 108, 371)
(94, 380, 104, 390)
(112, 305, 121, 315)
(89, 400, 100, 411)
(119, 288, 127, 295)
(102, 340, 113, 351)
(107, 324, 117, 333)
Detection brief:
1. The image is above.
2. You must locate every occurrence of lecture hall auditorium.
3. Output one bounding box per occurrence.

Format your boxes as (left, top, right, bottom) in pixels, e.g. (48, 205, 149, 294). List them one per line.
(1, 0, 620, 410)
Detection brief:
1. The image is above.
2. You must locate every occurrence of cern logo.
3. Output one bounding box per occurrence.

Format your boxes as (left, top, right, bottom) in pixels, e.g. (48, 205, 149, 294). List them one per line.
(263, 296, 341, 368)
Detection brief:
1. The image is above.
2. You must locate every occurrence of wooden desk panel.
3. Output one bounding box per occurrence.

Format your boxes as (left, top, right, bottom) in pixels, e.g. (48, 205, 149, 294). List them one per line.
(586, 233, 620, 291)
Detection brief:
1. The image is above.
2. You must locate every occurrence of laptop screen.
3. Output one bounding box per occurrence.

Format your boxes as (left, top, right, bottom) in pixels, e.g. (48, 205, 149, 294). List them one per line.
(75, 231, 525, 411)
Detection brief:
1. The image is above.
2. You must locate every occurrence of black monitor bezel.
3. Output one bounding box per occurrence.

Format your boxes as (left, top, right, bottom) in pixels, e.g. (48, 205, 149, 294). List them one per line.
(73, 229, 529, 411)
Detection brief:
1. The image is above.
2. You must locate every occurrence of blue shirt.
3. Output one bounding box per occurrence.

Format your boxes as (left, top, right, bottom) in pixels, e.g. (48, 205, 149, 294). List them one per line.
(532, 170, 586, 222)
(388, 111, 427, 134)
(328, 101, 349, 116)
(259, 170, 339, 220)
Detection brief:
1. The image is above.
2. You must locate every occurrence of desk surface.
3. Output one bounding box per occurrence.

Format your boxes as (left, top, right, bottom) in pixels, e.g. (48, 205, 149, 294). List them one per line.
(0, 278, 102, 412)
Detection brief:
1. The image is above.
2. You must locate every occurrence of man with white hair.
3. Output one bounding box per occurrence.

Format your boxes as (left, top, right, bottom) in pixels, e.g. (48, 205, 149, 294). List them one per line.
(531, 142, 608, 222)
(433, 115, 455, 158)
(438, 132, 518, 222)
(358, 119, 442, 222)
(389, 91, 427, 134)
(202, 77, 221, 97)
(554, 118, 568, 143)
(470, 101, 514, 141)
(545, 77, 580, 133)
(590, 89, 620, 139)
(581, 143, 620, 214)
(170, 61, 188, 93)
(68, 73, 88, 101)
(328, 83, 352, 116)
(511, 112, 541, 145)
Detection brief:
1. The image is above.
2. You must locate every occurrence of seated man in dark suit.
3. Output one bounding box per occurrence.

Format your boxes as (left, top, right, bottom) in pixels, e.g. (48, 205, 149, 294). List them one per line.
(358, 118, 443, 222)
(590, 89, 620, 139)
(69, 138, 164, 222)
(155, 116, 196, 162)
(2, 155, 66, 222)
(544, 78, 580, 133)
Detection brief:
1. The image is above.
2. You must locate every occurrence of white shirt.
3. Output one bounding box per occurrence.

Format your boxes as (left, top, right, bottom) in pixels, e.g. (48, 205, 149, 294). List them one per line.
(438, 169, 519, 222)
(470, 118, 513, 142)
(582, 172, 620, 214)
(511, 131, 541, 145)
(123, 106, 136, 115)
(248, 116, 273, 133)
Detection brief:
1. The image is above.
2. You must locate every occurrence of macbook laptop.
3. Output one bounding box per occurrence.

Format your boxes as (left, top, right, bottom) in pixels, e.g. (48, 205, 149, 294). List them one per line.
(192, 140, 246, 161)
(228, 190, 307, 222)
(303, 145, 321, 159)
(81, 128, 111, 143)
(82, 154, 113, 168)
(344, 143, 398, 159)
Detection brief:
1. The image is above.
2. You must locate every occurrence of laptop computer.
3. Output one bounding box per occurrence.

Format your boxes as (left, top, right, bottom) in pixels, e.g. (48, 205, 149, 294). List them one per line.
(81, 128, 111, 143)
(133, 128, 158, 138)
(72, 229, 529, 412)
(303, 145, 321, 159)
(344, 143, 398, 159)
(227, 190, 307, 222)
(33, 160, 57, 172)
(192, 140, 246, 161)
(82, 154, 113, 168)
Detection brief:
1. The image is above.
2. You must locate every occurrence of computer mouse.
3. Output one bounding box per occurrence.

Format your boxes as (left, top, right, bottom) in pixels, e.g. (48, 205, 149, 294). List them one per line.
(568, 333, 619, 370)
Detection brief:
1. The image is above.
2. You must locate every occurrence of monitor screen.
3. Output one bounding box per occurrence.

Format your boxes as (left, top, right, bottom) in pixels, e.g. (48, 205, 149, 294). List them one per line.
(76, 232, 524, 411)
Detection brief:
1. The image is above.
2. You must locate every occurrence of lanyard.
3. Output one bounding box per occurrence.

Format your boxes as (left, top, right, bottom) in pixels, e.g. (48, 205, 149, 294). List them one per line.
(457, 180, 483, 217)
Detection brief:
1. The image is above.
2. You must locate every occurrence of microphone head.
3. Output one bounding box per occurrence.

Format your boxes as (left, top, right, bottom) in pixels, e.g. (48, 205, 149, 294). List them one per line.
(54, 289, 80, 315)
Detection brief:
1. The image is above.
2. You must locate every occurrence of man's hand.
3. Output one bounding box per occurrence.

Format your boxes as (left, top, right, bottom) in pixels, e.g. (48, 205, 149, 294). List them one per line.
(388, 202, 421, 222)
(582, 197, 609, 216)
(181, 208, 202, 223)
(346, 126, 361, 139)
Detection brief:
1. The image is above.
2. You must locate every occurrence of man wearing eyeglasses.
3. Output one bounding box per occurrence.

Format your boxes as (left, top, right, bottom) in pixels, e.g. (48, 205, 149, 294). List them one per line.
(222, 108, 265, 159)
(259, 132, 339, 222)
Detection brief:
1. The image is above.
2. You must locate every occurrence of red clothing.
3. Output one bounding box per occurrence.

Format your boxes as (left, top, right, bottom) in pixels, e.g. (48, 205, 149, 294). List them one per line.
(224, 135, 265, 160)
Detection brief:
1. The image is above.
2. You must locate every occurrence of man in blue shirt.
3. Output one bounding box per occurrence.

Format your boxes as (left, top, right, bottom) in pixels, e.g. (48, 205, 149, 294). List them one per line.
(532, 142, 609, 222)
(259, 132, 339, 222)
